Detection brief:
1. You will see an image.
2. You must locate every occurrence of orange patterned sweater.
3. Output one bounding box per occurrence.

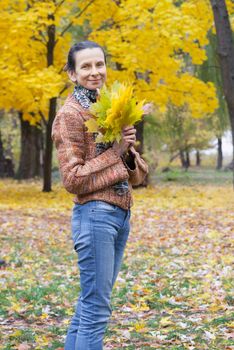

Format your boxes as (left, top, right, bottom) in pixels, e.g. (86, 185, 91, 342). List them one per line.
(51, 94, 149, 210)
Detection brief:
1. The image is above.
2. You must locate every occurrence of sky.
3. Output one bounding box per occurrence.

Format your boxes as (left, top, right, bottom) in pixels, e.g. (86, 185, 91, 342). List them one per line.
(203, 130, 233, 158)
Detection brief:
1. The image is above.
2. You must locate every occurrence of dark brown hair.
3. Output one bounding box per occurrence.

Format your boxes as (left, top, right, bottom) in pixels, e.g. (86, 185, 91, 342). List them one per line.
(64, 40, 107, 72)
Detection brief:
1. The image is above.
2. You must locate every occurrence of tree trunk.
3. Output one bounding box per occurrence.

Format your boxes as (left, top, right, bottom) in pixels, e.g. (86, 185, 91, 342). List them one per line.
(179, 150, 187, 168)
(0, 131, 15, 178)
(216, 137, 223, 169)
(16, 112, 43, 179)
(185, 151, 190, 168)
(43, 18, 56, 192)
(0, 130, 5, 170)
(133, 119, 148, 187)
(210, 0, 234, 184)
(196, 150, 201, 166)
(0, 131, 6, 176)
(43, 97, 56, 191)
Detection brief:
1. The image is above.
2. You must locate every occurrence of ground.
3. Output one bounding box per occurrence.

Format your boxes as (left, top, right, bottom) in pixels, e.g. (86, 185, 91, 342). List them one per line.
(0, 170, 234, 349)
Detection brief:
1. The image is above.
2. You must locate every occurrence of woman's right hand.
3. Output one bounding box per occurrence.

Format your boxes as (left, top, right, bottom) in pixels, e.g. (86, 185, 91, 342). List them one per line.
(112, 125, 136, 156)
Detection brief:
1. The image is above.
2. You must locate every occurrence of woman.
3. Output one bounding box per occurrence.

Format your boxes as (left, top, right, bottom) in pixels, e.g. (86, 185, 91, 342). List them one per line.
(51, 40, 149, 350)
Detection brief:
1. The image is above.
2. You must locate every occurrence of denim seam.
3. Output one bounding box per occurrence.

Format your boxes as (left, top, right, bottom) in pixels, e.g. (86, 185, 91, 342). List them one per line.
(89, 207, 97, 350)
(73, 210, 81, 252)
(119, 209, 130, 232)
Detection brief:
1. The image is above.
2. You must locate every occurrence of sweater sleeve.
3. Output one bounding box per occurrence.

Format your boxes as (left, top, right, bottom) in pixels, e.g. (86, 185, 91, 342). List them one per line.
(121, 147, 149, 186)
(51, 110, 129, 195)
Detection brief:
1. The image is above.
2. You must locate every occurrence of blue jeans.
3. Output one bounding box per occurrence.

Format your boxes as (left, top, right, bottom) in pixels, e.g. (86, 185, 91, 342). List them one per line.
(64, 200, 131, 350)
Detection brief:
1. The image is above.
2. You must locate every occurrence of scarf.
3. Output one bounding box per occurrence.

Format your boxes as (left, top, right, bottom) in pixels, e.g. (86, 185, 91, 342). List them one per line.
(73, 84, 97, 109)
(72, 84, 129, 196)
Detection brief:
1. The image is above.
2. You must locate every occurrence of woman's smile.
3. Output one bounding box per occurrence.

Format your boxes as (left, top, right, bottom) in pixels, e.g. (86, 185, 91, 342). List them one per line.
(68, 47, 107, 90)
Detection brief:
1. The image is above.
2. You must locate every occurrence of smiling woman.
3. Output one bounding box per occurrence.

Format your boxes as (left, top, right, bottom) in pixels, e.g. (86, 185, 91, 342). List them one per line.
(64, 42, 107, 90)
(51, 40, 149, 350)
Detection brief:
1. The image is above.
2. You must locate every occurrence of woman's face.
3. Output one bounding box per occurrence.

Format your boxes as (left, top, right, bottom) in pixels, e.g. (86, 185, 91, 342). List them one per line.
(68, 48, 107, 90)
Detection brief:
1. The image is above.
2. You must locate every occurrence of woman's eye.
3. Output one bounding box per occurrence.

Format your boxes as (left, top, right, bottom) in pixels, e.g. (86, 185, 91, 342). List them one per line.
(97, 62, 104, 67)
(82, 65, 89, 69)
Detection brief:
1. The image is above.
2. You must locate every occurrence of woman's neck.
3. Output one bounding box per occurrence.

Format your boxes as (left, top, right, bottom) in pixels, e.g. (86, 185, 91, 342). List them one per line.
(73, 84, 97, 109)
(76, 84, 97, 101)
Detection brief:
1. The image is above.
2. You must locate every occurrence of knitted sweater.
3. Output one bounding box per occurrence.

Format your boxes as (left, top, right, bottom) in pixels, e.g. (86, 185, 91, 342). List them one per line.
(51, 94, 149, 210)
(72, 83, 129, 195)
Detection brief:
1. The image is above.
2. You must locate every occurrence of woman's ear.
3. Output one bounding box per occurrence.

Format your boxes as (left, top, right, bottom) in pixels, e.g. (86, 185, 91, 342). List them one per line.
(67, 70, 77, 83)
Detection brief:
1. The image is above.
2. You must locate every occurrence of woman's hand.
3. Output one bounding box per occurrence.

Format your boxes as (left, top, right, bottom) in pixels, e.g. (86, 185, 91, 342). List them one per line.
(112, 125, 136, 156)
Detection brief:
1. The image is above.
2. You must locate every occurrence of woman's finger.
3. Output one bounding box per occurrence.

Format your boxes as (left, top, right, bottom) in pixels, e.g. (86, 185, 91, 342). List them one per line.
(123, 133, 136, 139)
(122, 128, 136, 136)
(127, 141, 136, 147)
(123, 136, 136, 143)
(122, 125, 134, 131)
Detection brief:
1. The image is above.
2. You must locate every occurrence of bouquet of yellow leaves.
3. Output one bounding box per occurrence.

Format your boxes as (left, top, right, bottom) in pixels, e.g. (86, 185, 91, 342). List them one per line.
(84, 81, 146, 143)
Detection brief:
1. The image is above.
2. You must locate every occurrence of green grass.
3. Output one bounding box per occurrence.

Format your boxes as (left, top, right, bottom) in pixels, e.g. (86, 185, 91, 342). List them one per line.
(152, 167, 233, 186)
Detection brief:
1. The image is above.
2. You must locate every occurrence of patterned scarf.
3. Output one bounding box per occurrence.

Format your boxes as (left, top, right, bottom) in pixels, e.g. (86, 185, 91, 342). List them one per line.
(73, 84, 97, 108)
(72, 84, 129, 196)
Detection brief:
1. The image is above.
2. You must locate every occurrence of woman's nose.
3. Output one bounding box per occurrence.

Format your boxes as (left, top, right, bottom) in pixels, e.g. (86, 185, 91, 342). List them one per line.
(90, 65, 98, 75)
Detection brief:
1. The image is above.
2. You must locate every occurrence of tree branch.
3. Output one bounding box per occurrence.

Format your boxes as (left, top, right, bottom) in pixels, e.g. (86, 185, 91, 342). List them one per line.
(59, 83, 70, 96)
(39, 110, 47, 126)
(141, 87, 191, 95)
(38, 30, 48, 44)
(55, 0, 96, 43)
(54, 0, 66, 13)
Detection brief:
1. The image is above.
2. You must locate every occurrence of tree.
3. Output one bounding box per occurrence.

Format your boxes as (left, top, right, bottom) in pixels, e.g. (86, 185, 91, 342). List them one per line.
(0, 0, 220, 191)
(86, 0, 218, 116)
(157, 103, 213, 168)
(0, 0, 95, 189)
(210, 0, 234, 176)
(196, 31, 229, 169)
(16, 113, 44, 179)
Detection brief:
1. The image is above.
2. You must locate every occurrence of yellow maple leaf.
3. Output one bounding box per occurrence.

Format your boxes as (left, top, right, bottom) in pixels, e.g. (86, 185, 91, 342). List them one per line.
(160, 317, 173, 327)
(84, 117, 99, 133)
(10, 330, 23, 338)
(40, 313, 49, 319)
(10, 302, 22, 313)
(134, 321, 148, 332)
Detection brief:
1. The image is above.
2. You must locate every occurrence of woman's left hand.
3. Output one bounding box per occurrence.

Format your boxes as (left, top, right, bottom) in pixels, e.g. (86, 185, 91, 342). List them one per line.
(122, 125, 137, 149)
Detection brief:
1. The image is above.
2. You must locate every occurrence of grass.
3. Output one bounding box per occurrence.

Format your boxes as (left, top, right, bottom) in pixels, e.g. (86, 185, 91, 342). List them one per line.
(0, 172, 233, 349)
(152, 166, 233, 186)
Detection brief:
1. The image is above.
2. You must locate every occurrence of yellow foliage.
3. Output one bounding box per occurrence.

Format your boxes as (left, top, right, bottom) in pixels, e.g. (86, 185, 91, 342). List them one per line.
(0, 0, 228, 125)
(85, 81, 145, 143)
(134, 321, 148, 332)
(88, 0, 218, 117)
(0, 0, 69, 123)
(10, 330, 23, 338)
(160, 317, 173, 327)
(0, 178, 233, 347)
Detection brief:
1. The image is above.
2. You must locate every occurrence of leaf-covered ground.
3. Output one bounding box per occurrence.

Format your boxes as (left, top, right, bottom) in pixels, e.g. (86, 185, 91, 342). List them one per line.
(0, 179, 234, 349)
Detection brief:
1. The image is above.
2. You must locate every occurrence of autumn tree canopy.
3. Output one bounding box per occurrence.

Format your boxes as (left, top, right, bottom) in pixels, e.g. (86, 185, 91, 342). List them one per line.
(2, 0, 231, 123)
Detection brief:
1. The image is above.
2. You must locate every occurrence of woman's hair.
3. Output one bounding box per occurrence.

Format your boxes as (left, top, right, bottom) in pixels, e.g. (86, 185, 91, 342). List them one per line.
(64, 40, 106, 72)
